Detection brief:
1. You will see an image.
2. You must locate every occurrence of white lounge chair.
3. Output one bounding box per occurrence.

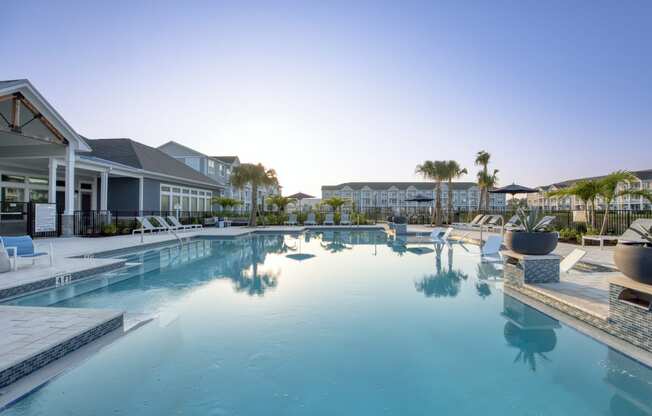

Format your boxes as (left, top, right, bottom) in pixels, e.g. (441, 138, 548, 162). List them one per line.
(430, 227, 453, 243)
(323, 213, 335, 226)
(304, 212, 317, 226)
(285, 213, 298, 226)
(583, 218, 652, 249)
(168, 216, 202, 230)
(452, 214, 484, 229)
(560, 249, 586, 273)
(156, 216, 189, 232)
(133, 217, 167, 234)
(340, 212, 352, 225)
(481, 235, 503, 256)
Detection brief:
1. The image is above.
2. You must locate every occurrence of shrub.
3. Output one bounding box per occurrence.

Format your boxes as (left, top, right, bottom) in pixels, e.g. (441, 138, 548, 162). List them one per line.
(101, 224, 117, 236)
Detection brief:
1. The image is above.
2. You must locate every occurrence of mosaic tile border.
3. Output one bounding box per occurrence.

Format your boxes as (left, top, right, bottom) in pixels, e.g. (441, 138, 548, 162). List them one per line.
(0, 315, 124, 388)
(0, 261, 125, 301)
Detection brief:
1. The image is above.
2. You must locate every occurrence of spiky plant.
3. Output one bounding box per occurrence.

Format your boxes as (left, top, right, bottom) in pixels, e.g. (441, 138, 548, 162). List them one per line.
(515, 208, 550, 232)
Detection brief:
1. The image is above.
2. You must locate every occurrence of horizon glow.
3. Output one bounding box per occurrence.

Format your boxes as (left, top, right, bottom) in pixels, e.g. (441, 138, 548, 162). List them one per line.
(3, 1, 651, 196)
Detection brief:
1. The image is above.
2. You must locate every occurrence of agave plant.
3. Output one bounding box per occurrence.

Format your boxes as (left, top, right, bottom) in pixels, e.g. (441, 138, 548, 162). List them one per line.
(515, 208, 548, 232)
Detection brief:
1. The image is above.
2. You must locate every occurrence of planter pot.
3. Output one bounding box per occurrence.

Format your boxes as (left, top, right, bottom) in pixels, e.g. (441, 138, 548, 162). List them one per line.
(505, 231, 558, 255)
(614, 243, 652, 284)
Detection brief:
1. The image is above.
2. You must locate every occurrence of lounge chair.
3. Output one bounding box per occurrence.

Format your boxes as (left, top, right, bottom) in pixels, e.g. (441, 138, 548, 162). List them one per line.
(560, 249, 586, 273)
(503, 215, 521, 231)
(340, 212, 352, 225)
(167, 216, 202, 230)
(285, 213, 298, 226)
(133, 217, 167, 234)
(0, 235, 53, 271)
(155, 216, 189, 232)
(583, 218, 652, 249)
(323, 213, 335, 226)
(304, 212, 317, 226)
(452, 214, 484, 229)
(430, 227, 453, 243)
(481, 235, 503, 256)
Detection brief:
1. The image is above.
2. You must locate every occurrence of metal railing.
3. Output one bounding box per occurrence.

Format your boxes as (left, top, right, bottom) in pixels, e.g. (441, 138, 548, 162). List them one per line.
(0, 201, 61, 238)
(73, 210, 216, 236)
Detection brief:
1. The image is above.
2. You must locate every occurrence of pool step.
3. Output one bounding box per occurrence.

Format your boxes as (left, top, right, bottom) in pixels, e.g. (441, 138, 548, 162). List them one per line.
(0, 306, 124, 388)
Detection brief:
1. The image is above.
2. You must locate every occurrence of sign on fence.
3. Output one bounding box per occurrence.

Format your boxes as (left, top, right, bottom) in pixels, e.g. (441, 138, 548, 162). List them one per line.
(35, 203, 57, 232)
(572, 210, 587, 224)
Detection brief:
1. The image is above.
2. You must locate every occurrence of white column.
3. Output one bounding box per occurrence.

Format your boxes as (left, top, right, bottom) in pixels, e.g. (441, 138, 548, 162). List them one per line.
(48, 157, 58, 203)
(138, 177, 144, 212)
(100, 170, 109, 211)
(64, 145, 75, 215)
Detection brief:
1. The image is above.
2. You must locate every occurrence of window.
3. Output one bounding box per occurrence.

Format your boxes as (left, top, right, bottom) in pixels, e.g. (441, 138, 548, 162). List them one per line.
(28, 177, 48, 185)
(2, 175, 25, 183)
(1, 187, 25, 202)
(198, 198, 205, 212)
(191, 197, 198, 212)
(172, 196, 181, 210)
(182, 196, 190, 211)
(161, 194, 170, 211)
(30, 189, 48, 203)
(208, 160, 215, 175)
(185, 157, 200, 171)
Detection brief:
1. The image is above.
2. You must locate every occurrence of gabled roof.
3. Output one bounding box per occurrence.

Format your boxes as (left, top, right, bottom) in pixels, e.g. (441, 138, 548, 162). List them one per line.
(0, 79, 91, 151)
(86, 138, 223, 188)
(212, 156, 239, 164)
(536, 169, 652, 189)
(321, 182, 478, 191)
(157, 140, 206, 157)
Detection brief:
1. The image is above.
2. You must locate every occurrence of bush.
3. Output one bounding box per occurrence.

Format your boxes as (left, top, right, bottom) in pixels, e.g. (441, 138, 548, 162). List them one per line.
(558, 228, 579, 243)
(101, 224, 117, 236)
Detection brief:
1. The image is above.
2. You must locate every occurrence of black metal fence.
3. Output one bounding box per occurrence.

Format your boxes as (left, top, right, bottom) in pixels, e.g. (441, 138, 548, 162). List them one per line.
(73, 210, 217, 236)
(0, 201, 61, 238)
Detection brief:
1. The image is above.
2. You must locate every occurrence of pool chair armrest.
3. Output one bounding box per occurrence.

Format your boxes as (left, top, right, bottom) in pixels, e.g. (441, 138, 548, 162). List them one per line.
(34, 242, 54, 266)
(4, 246, 18, 271)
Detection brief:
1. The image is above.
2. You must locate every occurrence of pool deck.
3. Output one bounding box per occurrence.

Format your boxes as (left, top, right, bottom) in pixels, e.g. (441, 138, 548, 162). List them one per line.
(0, 306, 124, 389)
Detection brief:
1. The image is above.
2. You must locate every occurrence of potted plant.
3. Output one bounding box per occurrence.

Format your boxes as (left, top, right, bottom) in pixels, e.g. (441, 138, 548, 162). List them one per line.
(504, 208, 558, 255)
(614, 223, 652, 284)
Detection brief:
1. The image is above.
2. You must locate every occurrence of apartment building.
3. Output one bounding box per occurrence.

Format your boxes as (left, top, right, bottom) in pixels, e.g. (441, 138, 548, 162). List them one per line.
(321, 182, 505, 210)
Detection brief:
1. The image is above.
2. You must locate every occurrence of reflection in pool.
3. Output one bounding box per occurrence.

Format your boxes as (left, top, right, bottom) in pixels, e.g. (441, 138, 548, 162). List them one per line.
(3, 230, 652, 416)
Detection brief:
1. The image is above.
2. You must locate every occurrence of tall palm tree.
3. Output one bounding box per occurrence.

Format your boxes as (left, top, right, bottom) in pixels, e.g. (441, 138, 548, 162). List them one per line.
(415, 160, 449, 225)
(477, 169, 499, 210)
(444, 160, 467, 223)
(323, 196, 346, 212)
(597, 171, 652, 235)
(230, 163, 278, 227)
(474, 150, 491, 210)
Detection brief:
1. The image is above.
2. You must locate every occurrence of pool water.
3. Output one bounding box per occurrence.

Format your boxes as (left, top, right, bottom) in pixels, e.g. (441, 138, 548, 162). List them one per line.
(3, 231, 652, 415)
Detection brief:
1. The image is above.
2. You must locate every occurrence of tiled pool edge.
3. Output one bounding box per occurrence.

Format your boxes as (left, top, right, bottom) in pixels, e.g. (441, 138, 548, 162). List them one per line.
(0, 313, 124, 388)
(0, 261, 126, 302)
(505, 281, 652, 357)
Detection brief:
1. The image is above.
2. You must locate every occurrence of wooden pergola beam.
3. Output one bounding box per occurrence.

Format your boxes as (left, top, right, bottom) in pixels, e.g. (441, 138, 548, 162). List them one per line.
(17, 95, 68, 145)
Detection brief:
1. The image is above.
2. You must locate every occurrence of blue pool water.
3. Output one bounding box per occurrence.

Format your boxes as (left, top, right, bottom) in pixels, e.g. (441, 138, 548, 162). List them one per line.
(3, 231, 652, 415)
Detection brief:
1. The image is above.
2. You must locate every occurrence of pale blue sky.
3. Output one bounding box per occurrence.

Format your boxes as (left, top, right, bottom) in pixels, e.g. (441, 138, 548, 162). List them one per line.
(3, 1, 651, 195)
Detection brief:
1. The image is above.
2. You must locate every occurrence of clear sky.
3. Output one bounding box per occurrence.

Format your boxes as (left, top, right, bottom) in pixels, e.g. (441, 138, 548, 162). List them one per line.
(3, 1, 651, 196)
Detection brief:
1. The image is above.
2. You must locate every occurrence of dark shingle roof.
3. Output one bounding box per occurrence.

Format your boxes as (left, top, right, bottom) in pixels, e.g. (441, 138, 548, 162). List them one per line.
(321, 182, 478, 191)
(537, 169, 652, 189)
(86, 138, 222, 188)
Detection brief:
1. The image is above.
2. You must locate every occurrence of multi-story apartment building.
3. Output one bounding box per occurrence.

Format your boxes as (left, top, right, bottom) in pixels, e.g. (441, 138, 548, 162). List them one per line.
(158, 141, 281, 212)
(321, 182, 505, 211)
(527, 169, 652, 211)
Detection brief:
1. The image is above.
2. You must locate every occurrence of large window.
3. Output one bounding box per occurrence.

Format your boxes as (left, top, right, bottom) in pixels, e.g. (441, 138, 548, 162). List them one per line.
(160, 184, 212, 212)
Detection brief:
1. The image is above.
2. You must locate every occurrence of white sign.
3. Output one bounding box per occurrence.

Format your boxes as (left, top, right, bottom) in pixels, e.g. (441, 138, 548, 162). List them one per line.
(572, 210, 587, 224)
(35, 203, 57, 233)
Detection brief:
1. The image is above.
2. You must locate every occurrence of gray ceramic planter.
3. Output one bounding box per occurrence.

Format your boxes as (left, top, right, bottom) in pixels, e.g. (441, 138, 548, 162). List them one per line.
(614, 243, 652, 284)
(504, 231, 558, 255)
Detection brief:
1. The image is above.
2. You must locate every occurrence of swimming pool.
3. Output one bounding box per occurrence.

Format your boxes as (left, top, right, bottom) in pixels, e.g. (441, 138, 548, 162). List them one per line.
(2, 231, 652, 415)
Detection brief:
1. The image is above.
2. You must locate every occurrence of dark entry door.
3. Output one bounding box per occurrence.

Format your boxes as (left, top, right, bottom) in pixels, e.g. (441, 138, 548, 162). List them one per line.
(81, 193, 92, 211)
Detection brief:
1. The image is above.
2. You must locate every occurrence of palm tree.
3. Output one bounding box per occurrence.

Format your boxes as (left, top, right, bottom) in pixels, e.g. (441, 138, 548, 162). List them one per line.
(474, 150, 491, 210)
(477, 169, 499, 210)
(266, 195, 296, 213)
(323, 196, 346, 212)
(548, 180, 601, 229)
(230, 163, 278, 227)
(596, 171, 637, 235)
(211, 196, 241, 213)
(445, 160, 467, 223)
(415, 160, 448, 225)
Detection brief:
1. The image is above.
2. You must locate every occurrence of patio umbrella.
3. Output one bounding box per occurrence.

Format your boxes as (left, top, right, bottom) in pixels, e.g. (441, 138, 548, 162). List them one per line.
(405, 195, 434, 224)
(288, 192, 315, 212)
(285, 234, 316, 261)
(489, 183, 538, 198)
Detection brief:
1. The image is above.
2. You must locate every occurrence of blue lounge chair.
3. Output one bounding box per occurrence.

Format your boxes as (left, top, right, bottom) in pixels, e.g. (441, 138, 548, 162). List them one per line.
(0, 235, 53, 271)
